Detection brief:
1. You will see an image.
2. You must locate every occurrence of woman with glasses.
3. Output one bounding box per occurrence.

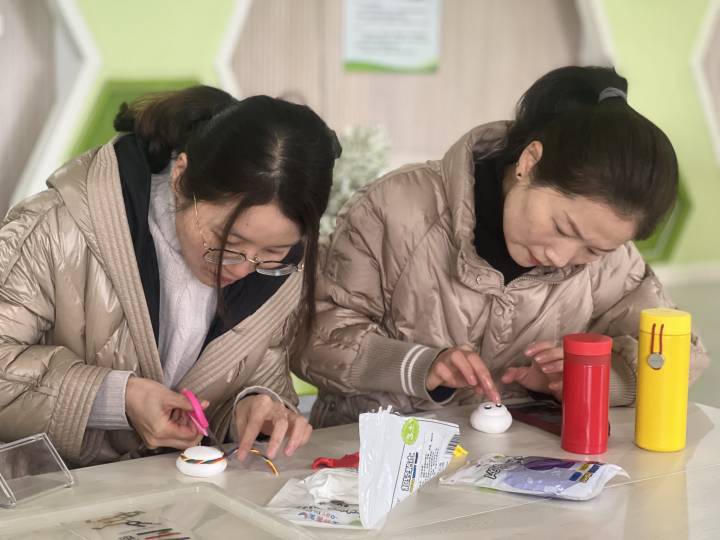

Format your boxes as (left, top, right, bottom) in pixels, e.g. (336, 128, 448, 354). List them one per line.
(295, 66, 709, 428)
(0, 86, 340, 466)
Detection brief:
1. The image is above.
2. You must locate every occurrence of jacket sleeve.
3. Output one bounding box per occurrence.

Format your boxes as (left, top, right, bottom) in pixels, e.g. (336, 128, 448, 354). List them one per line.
(0, 203, 109, 461)
(292, 175, 447, 403)
(587, 242, 710, 406)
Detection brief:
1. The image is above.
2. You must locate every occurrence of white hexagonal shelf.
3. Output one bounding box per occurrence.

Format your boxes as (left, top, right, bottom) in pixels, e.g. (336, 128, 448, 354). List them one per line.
(8, 0, 100, 211)
(1, 0, 56, 214)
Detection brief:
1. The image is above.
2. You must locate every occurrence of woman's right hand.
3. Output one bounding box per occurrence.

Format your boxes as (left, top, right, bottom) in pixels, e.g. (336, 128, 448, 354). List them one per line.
(125, 377, 206, 450)
(426, 345, 501, 403)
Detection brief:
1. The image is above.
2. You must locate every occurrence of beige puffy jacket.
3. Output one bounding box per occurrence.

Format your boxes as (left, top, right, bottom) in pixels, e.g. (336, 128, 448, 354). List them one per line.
(294, 122, 709, 427)
(0, 142, 300, 466)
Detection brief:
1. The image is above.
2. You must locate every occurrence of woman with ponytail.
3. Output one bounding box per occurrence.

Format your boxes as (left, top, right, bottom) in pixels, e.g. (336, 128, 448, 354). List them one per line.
(297, 66, 710, 427)
(0, 86, 340, 465)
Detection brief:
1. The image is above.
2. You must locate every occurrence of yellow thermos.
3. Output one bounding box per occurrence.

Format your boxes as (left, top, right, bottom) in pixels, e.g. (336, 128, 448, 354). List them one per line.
(635, 308, 692, 452)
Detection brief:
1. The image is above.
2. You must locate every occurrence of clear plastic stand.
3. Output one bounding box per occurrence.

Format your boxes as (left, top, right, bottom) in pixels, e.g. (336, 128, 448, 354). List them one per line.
(0, 433, 74, 508)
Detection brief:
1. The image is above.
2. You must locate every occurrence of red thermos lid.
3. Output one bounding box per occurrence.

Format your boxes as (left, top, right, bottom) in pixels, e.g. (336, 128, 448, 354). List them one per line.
(563, 333, 612, 357)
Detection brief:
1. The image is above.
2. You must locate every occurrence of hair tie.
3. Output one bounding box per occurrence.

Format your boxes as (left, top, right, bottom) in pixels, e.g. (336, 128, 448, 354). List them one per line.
(598, 87, 627, 103)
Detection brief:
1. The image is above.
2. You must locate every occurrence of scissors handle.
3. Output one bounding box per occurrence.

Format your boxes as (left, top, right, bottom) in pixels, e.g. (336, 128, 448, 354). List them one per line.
(181, 389, 209, 436)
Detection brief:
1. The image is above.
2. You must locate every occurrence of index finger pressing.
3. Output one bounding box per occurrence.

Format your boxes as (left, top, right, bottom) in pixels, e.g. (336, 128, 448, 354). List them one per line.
(235, 407, 268, 461)
(466, 352, 501, 403)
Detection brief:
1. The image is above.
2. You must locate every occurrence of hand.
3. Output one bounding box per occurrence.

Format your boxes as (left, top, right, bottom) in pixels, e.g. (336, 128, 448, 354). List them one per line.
(233, 394, 312, 461)
(125, 378, 207, 449)
(426, 345, 501, 404)
(501, 341, 563, 400)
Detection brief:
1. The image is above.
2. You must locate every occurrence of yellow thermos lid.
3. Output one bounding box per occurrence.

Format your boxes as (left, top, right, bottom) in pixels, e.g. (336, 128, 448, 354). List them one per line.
(639, 308, 691, 336)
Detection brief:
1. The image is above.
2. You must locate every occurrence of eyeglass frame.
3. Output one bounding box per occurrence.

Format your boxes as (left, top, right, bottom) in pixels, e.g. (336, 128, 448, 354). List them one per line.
(192, 196, 300, 277)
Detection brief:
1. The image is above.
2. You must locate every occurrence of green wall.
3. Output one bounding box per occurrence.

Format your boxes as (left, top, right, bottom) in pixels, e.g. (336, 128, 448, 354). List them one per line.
(68, 0, 235, 157)
(604, 0, 720, 263)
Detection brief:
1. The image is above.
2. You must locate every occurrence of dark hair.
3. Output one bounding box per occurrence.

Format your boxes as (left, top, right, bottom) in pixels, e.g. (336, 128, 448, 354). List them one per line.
(490, 66, 678, 239)
(114, 85, 341, 348)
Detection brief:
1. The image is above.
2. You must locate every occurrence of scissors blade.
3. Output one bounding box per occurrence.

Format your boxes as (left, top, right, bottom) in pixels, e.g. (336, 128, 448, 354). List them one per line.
(205, 426, 229, 456)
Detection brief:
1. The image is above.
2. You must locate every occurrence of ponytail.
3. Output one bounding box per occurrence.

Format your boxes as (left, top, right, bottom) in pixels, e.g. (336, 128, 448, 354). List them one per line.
(113, 85, 236, 172)
(494, 66, 628, 168)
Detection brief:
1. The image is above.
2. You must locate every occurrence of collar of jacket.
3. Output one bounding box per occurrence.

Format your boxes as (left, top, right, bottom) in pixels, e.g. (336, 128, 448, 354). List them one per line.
(46, 138, 303, 391)
(437, 121, 584, 290)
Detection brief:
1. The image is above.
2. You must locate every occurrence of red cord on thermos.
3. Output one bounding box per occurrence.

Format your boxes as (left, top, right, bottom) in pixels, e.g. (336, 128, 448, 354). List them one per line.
(561, 333, 612, 454)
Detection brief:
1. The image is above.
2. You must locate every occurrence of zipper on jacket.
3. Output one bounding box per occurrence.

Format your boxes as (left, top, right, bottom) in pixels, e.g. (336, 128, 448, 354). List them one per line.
(506, 266, 584, 288)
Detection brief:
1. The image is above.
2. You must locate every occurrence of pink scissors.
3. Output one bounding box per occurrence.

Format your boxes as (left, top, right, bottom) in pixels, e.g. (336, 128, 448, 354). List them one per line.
(181, 389, 225, 451)
(180, 389, 279, 474)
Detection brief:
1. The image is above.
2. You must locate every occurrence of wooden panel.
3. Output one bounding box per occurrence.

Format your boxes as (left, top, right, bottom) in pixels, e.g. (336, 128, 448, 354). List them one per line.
(231, 0, 580, 166)
(0, 0, 55, 216)
(231, 0, 326, 111)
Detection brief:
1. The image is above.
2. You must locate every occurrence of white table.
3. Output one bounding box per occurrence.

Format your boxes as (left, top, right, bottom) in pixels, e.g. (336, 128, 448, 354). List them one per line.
(2, 403, 719, 539)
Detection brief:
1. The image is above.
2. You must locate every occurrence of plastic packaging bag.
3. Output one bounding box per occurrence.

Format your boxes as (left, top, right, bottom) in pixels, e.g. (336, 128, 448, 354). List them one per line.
(440, 454, 628, 501)
(265, 467, 362, 528)
(266, 408, 460, 529)
(359, 407, 460, 528)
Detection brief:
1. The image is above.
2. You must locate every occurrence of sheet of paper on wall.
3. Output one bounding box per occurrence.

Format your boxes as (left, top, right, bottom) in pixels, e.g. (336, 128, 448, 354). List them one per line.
(343, 0, 441, 73)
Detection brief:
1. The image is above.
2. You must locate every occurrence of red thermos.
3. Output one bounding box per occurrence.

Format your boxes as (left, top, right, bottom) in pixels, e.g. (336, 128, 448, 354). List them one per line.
(561, 333, 612, 454)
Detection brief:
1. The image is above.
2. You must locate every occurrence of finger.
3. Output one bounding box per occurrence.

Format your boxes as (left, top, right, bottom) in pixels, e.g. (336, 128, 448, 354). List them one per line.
(284, 416, 309, 456)
(501, 366, 518, 384)
(534, 347, 564, 364)
(146, 426, 198, 450)
(449, 351, 478, 386)
(170, 409, 191, 430)
(201, 400, 210, 409)
(233, 408, 248, 454)
(266, 414, 289, 460)
(236, 406, 268, 461)
(164, 391, 195, 412)
(144, 437, 159, 450)
(433, 362, 458, 387)
(466, 353, 500, 403)
(548, 380, 563, 391)
(158, 421, 199, 442)
(504, 365, 531, 385)
(525, 341, 557, 357)
(190, 435, 203, 447)
(236, 420, 264, 461)
(291, 422, 313, 454)
(301, 423, 313, 447)
(539, 359, 564, 374)
(179, 411, 196, 432)
(175, 409, 196, 431)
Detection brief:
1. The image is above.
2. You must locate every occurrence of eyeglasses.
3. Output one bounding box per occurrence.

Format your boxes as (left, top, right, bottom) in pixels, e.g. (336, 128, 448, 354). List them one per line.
(193, 196, 300, 277)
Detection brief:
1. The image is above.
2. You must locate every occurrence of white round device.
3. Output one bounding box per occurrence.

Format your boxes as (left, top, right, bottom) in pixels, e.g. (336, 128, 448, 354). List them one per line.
(470, 402, 513, 434)
(176, 445, 227, 477)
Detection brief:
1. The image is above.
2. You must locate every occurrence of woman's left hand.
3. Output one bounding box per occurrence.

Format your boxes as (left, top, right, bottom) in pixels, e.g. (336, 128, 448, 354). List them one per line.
(233, 394, 312, 461)
(501, 341, 564, 400)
